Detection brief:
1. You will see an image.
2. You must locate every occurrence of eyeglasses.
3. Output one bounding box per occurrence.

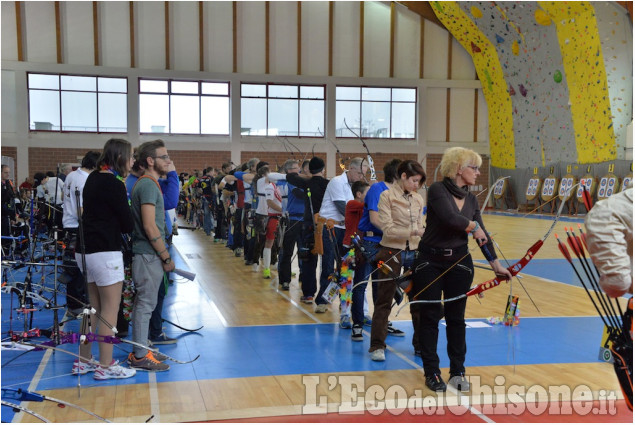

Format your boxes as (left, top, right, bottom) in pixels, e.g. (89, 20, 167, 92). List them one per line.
(153, 155, 170, 161)
(466, 165, 479, 172)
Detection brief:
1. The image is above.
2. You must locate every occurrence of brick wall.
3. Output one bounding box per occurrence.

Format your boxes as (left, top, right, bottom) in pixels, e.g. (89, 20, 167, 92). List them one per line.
(425, 153, 490, 205)
(167, 150, 231, 175)
(28, 147, 91, 177)
(240, 151, 327, 172)
(27, 147, 232, 178)
(2, 146, 18, 178)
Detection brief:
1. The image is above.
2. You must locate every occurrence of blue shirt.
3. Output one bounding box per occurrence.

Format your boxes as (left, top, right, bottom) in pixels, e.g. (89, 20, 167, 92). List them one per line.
(357, 181, 389, 243)
(283, 181, 305, 218)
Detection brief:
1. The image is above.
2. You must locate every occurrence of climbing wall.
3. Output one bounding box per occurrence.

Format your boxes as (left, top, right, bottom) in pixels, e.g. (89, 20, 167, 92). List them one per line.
(431, 1, 630, 169)
(594, 2, 633, 157)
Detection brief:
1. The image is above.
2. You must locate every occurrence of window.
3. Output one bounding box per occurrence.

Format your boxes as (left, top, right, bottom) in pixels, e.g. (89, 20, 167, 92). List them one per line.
(335, 86, 416, 139)
(28, 73, 127, 133)
(240, 83, 325, 137)
(139, 79, 230, 135)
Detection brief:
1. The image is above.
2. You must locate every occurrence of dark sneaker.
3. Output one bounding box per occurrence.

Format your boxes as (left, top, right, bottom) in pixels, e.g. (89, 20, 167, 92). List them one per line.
(363, 315, 372, 327)
(281, 282, 290, 291)
(448, 373, 470, 392)
(127, 352, 169, 372)
(150, 332, 177, 345)
(425, 374, 447, 392)
(351, 324, 363, 341)
(300, 296, 314, 304)
(387, 323, 405, 337)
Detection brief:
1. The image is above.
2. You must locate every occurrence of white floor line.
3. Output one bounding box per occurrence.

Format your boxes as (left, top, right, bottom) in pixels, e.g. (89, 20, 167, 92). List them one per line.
(269, 281, 322, 324)
(12, 346, 54, 422)
(172, 244, 228, 328)
(365, 329, 495, 423)
(148, 372, 161, 422)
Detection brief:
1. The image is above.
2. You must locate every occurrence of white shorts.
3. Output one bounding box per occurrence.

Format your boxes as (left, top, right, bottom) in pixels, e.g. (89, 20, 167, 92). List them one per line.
(75, 251, 125, 287)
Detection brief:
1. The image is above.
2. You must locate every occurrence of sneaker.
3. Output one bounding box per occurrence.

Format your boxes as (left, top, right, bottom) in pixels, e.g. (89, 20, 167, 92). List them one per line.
(150, 332, 177, 345)
(245, 260, 254, 266)
(351, 324, 363, 341)
(370, 349, 385, 362)
(252, 263, 259, 272)
(387, 322, 405, 337)
(281, 282, 290, 291)
(127, 352, 170, 372)
(300, 296, 314, 304)
(71, 357, 98, 375)
(448, 373, 470, 392)
(363, 315, 373, 327)
(263, 268, 271, 279)
(339, 315, 352, 329)
(147, 350, 168, 362)
(425, 374, 447, 392)
(94, 363, 136, 380)
(314, 304, 328, 313)
(234, 248, 243, 257)
(213, 238, 221, 243)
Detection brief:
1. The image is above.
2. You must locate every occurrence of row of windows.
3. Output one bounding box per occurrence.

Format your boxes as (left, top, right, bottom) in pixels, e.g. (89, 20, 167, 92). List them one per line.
(27, 73, 417, 139)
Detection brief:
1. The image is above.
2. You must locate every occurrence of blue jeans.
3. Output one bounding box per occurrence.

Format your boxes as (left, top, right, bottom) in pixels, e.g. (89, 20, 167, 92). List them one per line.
(351, 239, 380, 325)
(316, 226, 345, 305)
(202, 198, 213, 236)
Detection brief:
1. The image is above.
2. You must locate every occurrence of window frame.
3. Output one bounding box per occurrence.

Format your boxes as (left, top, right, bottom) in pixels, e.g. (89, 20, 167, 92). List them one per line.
(138, 78, 231, 136)
(27, 72, 129, 134)
(335, 85, 417, 140)
(240, 82, 326, 138)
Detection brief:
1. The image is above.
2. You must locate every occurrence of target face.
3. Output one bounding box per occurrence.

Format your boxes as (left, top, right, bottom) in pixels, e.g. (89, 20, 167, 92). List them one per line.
(597, 175, 618, 200)
(541, 177, 558, 201)
(526, 178, 541, 201)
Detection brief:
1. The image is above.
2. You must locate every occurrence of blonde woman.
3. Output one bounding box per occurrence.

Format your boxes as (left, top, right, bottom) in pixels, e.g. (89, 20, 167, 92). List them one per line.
(413, 147, 511, 392)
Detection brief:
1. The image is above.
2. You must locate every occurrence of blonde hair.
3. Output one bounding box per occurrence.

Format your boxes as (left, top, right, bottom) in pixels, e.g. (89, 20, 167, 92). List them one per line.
(439, 147, 482, 178)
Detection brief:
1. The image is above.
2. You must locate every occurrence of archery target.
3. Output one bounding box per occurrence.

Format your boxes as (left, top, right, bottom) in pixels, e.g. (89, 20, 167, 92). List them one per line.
(558, 174, 577, 201)
(620, 174, 632, 192)
(576, 175, 597, 203)
(493, 178, 508, 200)
(597, 173, 620, 200)
(540, 176, 559, 202)
(526, 177, 542, 201)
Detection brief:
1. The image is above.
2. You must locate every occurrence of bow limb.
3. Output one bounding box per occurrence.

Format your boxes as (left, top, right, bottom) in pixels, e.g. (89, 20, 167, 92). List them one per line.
(1, 400, 50, 423)
(326, 138, 346, 172)
(343, 118, 376, 181)
(480, 176, 511, 215)
(2, 388, 110, 423)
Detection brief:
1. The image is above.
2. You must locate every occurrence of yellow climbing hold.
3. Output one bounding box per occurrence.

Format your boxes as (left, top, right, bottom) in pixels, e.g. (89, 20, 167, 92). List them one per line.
(471, 6, 482, 19)
(535, 8, 551, 26)
(512, 40, 520, 56)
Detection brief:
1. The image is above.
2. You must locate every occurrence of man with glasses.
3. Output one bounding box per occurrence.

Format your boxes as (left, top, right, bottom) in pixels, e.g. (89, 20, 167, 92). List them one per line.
(314, 158, 368, 313)
(128, 140, 175, 372)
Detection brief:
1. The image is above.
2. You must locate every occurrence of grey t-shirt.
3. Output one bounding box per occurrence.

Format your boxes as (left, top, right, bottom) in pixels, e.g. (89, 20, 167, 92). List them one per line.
(131, 176, 165, 255)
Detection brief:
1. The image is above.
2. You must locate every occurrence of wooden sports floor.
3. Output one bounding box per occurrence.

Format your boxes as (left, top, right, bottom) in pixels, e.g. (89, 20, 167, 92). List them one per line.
(1, 212, 632, 423)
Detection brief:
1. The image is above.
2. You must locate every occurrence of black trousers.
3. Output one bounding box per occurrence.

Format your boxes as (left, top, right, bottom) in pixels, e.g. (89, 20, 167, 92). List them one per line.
(279, 218, 302, 284)
(413, 251, 473, 377)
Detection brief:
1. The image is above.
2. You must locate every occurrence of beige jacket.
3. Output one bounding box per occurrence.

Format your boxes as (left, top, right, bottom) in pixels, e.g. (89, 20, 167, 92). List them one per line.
(584, 187, 633, 297)
(377, 183, 425, 250)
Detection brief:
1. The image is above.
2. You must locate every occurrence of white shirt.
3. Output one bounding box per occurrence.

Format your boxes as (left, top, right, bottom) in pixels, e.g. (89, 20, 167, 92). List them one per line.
(45, 177, 64, 205)
(255, 178, 269, 216)
(264, 181, 282, 216)
(62, 169, 90, 228)
(319, 172, 353, 228)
